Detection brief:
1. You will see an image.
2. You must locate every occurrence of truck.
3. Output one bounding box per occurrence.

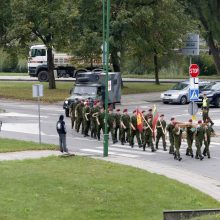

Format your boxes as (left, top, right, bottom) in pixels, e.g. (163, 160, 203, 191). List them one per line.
(28, 44, 102, 82)
(63, 71, 121, 117)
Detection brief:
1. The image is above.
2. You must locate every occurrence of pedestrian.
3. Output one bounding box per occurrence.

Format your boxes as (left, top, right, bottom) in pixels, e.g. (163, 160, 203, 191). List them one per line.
(56, 115, 68, 154)
(69, 98, 78, 130)
(114, 109, 121, 142)
(186, 119, 195, 158)
(203, 118, 214, 158)
(120, 109, 130, 145)
(166, 117, 176, 154)
(172, 122, 182, 161)
(83, 101, 91, 137)
(155, 114, 167, 151)
(195, 120, 204, 160)
(108, 108, 117, 144)
(75, 100, 84, 134)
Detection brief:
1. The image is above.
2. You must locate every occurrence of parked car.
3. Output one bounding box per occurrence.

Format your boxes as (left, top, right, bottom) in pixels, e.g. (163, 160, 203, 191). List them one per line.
(197, 81, 220, 107)
(160, 80, 210, 105)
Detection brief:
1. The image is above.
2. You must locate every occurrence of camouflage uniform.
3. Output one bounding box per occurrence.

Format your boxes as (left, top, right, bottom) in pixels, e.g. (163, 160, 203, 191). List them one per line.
(97, 109, 105, 141)
(108, 110, 117, 143)
(186, 125, 196, 157)
(166, 122, 175, 154)
(143, 118, 155, 152)
(75, 101, 84, 133)
(120, 111, 130, 145)
(172, 126, 183, 161)
(203, 124, 214, 158)
(83, 104, 91, 137)
(69, 101, 78, 130)
(129, 114, 142, 148)
(156, 118, 167, 151)
(90, 104, 100, 138)
(114, 110, 121, 142)
(195, 122, 205, 160)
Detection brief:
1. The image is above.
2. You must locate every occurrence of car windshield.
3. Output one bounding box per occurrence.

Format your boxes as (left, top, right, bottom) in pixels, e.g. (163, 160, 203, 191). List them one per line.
(73, 86, 97, 95)
(202, 82, 220, 91)
(171, 83, 188, 90)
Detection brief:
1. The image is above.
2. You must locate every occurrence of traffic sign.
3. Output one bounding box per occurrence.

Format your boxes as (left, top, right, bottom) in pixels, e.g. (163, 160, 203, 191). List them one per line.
(188, 102, 199, 115)
(190, 77, 199, 89)
(189, 89, 199, 101)
(189, 64, 200, 78)
(182, 34, 200, 56)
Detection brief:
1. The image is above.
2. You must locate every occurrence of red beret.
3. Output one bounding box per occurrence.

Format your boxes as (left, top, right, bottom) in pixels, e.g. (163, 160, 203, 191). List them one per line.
(123, 109, 128, 113)
(148, 109, 152, 112)
(198, 120, 202, 124)
(160, 114, 164, 117)
(133, 110, 136, 114)
(116, 109, 120, 112)
(171, 117, 175, 121)
(188, 119, 192, 122)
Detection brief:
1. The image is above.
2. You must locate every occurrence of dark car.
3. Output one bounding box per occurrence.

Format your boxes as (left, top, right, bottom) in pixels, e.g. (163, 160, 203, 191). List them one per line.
(197, 81, 220, 107)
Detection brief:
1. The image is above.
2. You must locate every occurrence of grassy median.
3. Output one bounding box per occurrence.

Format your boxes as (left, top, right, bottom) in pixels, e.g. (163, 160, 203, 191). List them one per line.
(0, 81, 174, 103)
(190, 214, 220, 220)
(0, 138, 56, 153)
(0, 156, 219, 220)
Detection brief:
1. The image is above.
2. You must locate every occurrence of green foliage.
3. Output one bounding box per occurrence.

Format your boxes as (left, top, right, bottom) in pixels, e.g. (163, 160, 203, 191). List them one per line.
(197, 53, 217, 76)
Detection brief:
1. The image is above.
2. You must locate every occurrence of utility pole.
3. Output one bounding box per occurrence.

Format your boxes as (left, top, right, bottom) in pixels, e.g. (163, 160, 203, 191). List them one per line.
(103, 0, 110, 157)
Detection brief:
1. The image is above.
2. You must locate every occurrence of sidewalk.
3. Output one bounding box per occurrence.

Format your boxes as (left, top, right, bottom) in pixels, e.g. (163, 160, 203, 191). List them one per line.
(0, 150, 220, 203)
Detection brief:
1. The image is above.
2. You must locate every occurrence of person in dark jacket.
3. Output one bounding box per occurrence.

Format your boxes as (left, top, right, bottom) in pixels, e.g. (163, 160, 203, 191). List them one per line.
(56, 115, 68, 153)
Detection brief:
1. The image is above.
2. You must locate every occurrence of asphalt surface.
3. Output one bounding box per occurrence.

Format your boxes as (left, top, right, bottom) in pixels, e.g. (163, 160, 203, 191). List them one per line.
(0, 93, 220, 185)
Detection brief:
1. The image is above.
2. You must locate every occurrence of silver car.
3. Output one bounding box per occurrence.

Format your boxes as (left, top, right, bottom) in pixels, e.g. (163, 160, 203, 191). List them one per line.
(160, 81, 210, 105)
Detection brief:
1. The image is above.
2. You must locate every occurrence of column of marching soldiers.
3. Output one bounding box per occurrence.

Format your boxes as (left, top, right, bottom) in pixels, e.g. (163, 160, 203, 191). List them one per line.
(69, 97, 214, 162)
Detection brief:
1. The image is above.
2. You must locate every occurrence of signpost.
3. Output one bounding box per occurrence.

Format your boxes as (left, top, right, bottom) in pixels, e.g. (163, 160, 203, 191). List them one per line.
(32, 84, 43, 144)
(189, 64, 200, 120)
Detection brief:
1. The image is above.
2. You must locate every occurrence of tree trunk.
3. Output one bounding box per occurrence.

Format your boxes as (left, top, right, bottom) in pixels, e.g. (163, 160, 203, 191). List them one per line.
(207, 31, 220, 75)
(111, 48, 121, 72)
(154, 53, 160, 85)
(47, 47, 56, 89)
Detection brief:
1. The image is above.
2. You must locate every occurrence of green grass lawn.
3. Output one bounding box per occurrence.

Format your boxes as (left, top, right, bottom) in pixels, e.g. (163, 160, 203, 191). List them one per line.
(0, 72, 27, 76)
(0, 156, 219, 220)
(0, 138, 56, 153)
(0, 81, 174, 102)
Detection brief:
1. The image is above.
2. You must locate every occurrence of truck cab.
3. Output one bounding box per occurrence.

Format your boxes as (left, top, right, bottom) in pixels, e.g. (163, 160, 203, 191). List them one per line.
(63, 72, 121, 117)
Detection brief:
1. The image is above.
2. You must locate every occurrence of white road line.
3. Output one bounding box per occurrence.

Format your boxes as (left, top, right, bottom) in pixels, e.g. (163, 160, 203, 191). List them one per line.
(96, 146, 155, 155)
(0, 112, 47, 118)
(80, 149, 138, 158)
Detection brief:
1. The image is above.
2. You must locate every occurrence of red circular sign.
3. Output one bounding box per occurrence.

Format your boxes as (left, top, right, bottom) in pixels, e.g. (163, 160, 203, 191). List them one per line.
(189, 64, 200, 78)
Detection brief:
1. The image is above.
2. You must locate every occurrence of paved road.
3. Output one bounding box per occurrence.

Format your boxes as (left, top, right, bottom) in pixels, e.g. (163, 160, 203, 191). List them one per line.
(0, 94, 220, 185)
(0, 75, 182, 83)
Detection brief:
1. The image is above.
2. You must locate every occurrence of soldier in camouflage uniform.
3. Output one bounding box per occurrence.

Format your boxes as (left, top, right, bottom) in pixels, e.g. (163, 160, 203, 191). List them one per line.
(186, 119, 195, 158)
(156, 114, 167, 151)
(172, 123, 183, 161)
(97, 107, 105, 141)
(143, 115, 155, 152)
(114, 109, 121, 142)
(195, 120, 204, 160)
(141, 110, 147, 147)
(75, 100, 84, 134)
(129, 110, 142, 148)
(120, 109, 130, 145)
(203, 118, 214, 159)
(166, 117, 176, 154)
(90, 101, 100, 139)
(83, 101, 91, 137)
(69, 98, 79, 130)
(108, 108, 117, 143)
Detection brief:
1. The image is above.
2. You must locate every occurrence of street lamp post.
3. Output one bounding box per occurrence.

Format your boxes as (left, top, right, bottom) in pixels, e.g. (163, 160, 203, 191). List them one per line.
(103, 0, 110, 157)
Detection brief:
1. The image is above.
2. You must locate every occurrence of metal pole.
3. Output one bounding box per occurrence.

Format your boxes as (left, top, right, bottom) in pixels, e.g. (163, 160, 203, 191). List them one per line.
(103, 0, 110, 157)
(38, 94, 41, 144)
(190, 56, 192, 65)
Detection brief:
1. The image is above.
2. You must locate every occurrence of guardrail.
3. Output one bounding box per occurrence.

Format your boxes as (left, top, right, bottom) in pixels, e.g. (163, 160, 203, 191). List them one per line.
(163, 209, 220, 220)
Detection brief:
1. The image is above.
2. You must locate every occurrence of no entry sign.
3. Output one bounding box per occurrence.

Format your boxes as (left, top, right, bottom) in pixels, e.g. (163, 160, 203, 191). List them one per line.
(189, 64, 200, 78)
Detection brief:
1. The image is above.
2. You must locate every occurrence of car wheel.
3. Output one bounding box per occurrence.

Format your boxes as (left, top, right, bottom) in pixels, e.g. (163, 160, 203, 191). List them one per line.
(65, 109, 69, 117)
(163, 101, 169, 104)
(180, 96, 187, 105)
(38, 71, 49, 82)
(215, 97, 220, 107)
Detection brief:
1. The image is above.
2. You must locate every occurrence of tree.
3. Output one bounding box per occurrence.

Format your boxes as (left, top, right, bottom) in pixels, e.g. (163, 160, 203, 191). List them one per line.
(9, 0, 78, 89)
(129, 0, 194, 84)
(179, 0, 220, 75)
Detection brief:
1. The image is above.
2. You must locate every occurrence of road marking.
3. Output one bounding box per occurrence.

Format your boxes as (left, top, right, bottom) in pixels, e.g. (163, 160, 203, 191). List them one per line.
(80, 149, 138, 158)
(2, 123, 46, 135)
(0, 112, 47, 118)
(96, 146, 155, 155)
